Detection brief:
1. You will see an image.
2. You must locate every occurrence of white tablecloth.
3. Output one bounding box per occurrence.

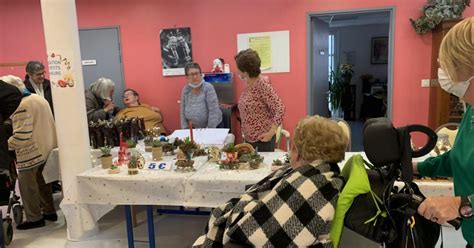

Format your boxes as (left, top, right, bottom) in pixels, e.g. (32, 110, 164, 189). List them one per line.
(183, 152, 286, 207)
(60, 151, 454, 240)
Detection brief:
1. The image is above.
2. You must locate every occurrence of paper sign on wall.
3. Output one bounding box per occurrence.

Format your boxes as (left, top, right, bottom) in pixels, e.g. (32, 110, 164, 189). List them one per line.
(47, 51, 75, 88)
(249, 36, 272, 70)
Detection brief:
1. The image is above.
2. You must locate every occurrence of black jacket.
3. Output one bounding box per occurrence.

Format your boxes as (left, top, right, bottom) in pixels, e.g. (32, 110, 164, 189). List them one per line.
(24, 78, 54, 116)
(0, 80, 22, 170)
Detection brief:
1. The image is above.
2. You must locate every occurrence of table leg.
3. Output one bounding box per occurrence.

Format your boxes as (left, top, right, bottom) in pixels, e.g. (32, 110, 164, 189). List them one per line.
(146, 205, 156, 248)
(131, 205, 138, 227)
(125, 205, 135, 248)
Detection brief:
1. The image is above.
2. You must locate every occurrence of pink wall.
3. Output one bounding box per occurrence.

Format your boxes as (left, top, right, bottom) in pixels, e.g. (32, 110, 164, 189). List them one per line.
(1, 0, 473, 138)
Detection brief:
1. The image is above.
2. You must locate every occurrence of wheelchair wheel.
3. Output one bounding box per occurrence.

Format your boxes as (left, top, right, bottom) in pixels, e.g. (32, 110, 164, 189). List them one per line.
(12, 204, 22, 224)
(3, 219, 13, 246)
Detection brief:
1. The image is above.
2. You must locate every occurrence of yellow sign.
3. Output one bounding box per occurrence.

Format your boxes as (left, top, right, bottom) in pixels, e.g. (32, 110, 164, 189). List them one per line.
(249, 36, 272, 70)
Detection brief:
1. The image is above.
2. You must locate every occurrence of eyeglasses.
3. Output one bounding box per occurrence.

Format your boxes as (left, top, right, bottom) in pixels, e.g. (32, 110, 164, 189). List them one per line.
(187, 72, 201, 78)
(122, 93, 135, 98)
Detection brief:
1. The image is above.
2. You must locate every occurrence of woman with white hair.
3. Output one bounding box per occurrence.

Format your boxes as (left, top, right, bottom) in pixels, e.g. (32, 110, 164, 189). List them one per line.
(85, 77, 120, 122)
(0, 75, 57, 230)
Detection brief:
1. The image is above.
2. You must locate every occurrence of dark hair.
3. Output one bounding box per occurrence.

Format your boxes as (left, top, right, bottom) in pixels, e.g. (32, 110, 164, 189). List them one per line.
(25, 61, 45, 74)
(123, 88, 140, 104)
(234, 49, 261, 77)
(184, 62, 201, 76)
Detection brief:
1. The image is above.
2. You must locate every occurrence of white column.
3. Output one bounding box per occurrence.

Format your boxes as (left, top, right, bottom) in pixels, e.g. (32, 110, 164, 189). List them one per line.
(40, 0, 97, 240)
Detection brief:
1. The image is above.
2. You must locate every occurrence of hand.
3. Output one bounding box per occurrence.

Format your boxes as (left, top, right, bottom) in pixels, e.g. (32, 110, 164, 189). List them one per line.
(418, 196, 461, 224)
(258, 129, 275, 142)
(151, 106, 161, 113)
(103, 101, 115, 113)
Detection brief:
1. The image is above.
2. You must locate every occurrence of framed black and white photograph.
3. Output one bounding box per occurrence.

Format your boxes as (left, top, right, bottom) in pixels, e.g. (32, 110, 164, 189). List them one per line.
(371, 37, 388, 64)
(160, 27, 192, 76)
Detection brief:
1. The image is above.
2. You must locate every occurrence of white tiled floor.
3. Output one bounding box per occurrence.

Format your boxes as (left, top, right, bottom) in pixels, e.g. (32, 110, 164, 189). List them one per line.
(2, 193, 468, 248)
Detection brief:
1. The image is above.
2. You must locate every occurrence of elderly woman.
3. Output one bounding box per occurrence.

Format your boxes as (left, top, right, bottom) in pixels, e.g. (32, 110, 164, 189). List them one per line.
(1, 75, 57, 230)
(116, 89, 167, 134)
(193, 116, 348, 247)
(85, 77, 120, 122)
(180, 62, 223, 129)
(235, 49, 284, 151)
(414, 18, 474, 247)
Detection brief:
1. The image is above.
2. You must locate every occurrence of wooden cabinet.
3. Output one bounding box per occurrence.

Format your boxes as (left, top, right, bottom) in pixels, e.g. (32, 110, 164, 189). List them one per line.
(428, 19, 463, 130)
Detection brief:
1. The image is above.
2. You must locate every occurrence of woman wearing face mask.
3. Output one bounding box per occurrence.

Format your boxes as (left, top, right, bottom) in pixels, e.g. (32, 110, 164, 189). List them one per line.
(180, 62, 223, 129)
(235, 49, 285, 152)
(414, 18, 474, 247)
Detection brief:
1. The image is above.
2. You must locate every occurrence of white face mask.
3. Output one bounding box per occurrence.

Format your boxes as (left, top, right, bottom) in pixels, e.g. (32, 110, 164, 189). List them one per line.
(438, 68, 473, 98)
(188, 79, 204, 89)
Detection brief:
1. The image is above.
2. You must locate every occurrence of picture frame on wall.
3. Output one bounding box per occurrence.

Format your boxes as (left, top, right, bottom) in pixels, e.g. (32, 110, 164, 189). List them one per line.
(371, 37, 388, 64)
(160, 27, 192, 76)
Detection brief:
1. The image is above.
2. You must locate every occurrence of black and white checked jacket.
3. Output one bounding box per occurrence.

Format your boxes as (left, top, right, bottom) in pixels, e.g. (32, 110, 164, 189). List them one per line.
(193, 161, 343, 248)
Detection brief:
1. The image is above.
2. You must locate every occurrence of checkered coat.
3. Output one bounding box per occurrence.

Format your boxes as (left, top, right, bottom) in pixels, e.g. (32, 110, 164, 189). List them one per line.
(193, 161, 343, 248)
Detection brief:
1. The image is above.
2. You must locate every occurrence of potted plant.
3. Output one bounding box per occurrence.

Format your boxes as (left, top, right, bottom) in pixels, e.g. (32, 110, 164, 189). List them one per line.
(99, 146, 113, 169)
(248, 152, 264, 169)
(178, 137, 198, 161)
(222, 143, 239, 163)
(151, 139, 163, 161)
(339, 64, 354, 84)
(328, 68, 345, 117)
(410, 0, 470, 35)
(127, 151, 141, 175)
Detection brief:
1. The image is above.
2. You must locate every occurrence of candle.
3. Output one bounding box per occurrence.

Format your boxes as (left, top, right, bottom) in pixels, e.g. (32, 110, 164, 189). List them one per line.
(189, 121, 194, 142)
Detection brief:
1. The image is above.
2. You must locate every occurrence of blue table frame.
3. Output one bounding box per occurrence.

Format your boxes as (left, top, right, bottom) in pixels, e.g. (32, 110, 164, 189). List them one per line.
(124, 205, 155, 248)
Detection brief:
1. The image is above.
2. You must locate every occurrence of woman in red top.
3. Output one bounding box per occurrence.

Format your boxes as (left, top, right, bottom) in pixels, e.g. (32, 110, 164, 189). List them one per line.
(235, 49, 284, 151)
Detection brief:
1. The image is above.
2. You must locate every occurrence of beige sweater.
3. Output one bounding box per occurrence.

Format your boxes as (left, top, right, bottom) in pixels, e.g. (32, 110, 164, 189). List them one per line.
(8, 94, 57, 171)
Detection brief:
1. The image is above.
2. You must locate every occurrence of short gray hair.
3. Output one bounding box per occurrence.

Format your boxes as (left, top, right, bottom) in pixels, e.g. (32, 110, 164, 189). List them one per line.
(26, 61, 45, 74)
(90, 77, 115, 101)
(184, 62, 201, 76)
(0, 75, 26, 92)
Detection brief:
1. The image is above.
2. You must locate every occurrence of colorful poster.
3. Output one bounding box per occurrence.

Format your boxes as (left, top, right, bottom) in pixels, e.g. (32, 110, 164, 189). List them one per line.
(249, 36, 272, 70)
(47, 51, 75, 88)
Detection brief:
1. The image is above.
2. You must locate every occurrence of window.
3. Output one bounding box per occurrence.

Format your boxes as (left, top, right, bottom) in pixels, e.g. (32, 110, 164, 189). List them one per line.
(328, 34, 335, 81)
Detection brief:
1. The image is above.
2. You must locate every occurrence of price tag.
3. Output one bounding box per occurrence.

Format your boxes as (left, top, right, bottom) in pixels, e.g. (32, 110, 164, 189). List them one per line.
(147, 162, 171, 171)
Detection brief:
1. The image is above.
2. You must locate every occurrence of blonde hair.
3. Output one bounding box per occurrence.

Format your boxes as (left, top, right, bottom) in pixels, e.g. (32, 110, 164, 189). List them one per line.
(0, 75, 26, 92)
(439, 17, 474, 82)
(293, 116, 348, 163)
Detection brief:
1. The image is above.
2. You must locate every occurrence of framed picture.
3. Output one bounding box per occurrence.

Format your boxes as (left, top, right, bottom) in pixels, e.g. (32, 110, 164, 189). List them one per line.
(371, 37, 388, 64)
(160, 27, 193, 76)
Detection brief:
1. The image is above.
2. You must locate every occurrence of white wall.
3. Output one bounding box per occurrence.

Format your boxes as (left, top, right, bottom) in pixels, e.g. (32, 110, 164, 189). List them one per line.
(331, 23, 389, 119)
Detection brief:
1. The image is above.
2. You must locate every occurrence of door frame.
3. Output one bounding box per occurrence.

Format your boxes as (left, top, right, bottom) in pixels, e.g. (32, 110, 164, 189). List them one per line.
(306, 7, 395, 120)
(79, 25, 126, 94)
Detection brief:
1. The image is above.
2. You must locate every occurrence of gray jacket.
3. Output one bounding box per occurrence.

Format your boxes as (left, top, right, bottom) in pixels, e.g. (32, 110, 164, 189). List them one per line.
(85, 90, 119, 123)
(180, 82, 222, 129)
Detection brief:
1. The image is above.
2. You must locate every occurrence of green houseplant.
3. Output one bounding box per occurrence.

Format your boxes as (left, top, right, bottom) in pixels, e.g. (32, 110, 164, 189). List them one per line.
(410, 0, 470, 35)
(328, 67, 345, 117)
(99, 146, 113, 169)
(151, 139, 163, 161)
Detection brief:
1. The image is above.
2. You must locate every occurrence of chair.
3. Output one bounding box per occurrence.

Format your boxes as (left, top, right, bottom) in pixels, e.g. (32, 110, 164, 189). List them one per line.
(435, 122, 460, 146)
(274, 126, 290, 152)
(331, 118, 352, 151)
(241, 125, 291, 152)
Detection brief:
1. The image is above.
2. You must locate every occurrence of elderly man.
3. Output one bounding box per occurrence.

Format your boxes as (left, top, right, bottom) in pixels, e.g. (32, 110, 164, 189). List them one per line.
(23, 61, 54, 115)
(1, 75, 58, 230)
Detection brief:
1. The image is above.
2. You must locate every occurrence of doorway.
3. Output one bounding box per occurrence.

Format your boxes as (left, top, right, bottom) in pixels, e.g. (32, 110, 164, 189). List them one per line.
(79, 27, 125, 108)
(307, 9, 394, 151)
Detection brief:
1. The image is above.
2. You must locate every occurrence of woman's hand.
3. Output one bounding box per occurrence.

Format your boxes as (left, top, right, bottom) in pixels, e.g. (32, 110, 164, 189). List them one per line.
(151, 106, 161, 113)
(418, 196, 461, 224)
(258, 125, 277, 142)
(103, 101, 115, 113)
